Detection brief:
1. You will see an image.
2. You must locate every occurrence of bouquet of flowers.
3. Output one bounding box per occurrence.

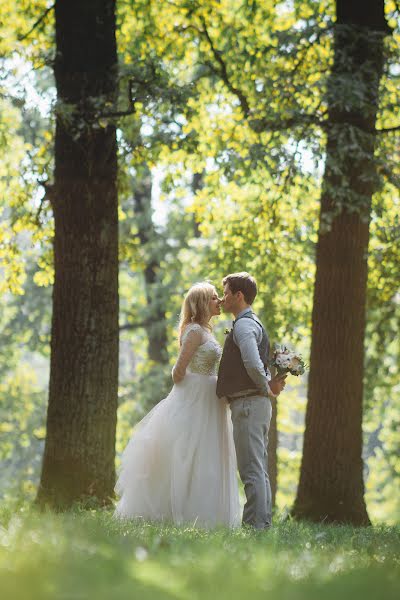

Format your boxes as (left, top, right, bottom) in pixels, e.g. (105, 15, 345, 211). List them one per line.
(270, 345, 306, 376)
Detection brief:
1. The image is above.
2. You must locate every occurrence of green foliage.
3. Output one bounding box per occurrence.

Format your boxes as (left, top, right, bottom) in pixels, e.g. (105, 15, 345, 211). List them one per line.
(363, 180, 400, 525)
(0, 363, 47, 501)
(0, 63, 54, 297)
(0, 508, 399, 600)
(364, 389, 400, 525)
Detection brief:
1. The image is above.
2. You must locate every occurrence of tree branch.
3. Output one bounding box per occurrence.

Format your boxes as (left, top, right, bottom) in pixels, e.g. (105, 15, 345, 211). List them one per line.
(35, 194, 47, 225)
(249, 113, 326, 134)
(289, 23, 334, 77)
(375, 124, 400, 134)
(35, 180, 54, 224)
(199, 16, 251, 117)
(119, 322, 149, 332)
(119, 315, 169, 332)
(17, 3, 55, 42)
(98, 79, 136, 119)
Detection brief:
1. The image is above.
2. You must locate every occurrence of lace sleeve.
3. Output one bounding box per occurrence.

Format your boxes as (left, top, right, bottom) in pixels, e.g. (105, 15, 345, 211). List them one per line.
(172, 325, 204, 384)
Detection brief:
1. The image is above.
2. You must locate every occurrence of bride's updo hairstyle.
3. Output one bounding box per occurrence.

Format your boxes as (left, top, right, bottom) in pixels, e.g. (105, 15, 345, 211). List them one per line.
(178, 282, 216, 341)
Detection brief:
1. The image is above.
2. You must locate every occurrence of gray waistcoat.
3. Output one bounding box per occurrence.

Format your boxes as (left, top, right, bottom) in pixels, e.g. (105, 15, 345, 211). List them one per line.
(216, 312, 270, 398)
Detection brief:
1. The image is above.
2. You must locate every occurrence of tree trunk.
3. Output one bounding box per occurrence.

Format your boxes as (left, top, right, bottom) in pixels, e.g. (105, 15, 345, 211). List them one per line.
(37, 0, 119, 509)
(133, 166, 168, 364)
(292, 0, 390, 525)
(191, 172, 204, 239)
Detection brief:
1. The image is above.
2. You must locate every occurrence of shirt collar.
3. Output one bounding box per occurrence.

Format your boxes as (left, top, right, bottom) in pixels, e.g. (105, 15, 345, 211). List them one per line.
(234, 307, 253, 321)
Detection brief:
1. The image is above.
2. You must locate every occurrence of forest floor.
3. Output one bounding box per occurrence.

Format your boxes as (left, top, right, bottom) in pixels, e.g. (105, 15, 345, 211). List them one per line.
(0, 503, 399, 600)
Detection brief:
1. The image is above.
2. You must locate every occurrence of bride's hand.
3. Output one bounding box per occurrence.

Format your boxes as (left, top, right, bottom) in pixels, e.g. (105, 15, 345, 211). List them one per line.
(172, 365, 184, 384)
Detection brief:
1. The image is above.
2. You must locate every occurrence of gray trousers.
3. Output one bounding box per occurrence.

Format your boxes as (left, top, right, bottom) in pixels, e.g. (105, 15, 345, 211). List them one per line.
(230, 395, 272, 529)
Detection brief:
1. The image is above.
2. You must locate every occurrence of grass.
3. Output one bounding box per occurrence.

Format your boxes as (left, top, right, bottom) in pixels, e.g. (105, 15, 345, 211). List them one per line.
(0, 504, 399, 600)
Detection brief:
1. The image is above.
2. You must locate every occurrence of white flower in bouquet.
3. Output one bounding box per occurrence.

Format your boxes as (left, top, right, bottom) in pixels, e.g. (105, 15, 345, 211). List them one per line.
(270, 345, 306, 376)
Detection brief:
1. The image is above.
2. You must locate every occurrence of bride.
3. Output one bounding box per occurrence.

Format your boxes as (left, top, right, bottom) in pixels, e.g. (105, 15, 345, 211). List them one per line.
(114, 282, 241, 528)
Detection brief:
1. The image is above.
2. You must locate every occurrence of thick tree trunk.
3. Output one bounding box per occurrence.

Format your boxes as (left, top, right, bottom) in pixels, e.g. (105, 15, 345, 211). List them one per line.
(292, 0, 390, 524)
(133, 166, 168, 364)
(37, 0, 119, 508)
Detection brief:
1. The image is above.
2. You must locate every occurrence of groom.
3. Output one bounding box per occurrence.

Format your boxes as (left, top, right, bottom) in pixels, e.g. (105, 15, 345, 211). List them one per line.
(217, 272, 286, 530)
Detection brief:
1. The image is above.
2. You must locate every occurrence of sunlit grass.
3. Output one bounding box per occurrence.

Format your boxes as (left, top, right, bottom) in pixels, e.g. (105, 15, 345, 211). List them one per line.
(0, 503, 399, 600)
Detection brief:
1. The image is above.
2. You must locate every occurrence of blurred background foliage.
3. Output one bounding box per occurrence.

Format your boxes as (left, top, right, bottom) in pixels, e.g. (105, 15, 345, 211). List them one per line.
(0, 0, 399, 523)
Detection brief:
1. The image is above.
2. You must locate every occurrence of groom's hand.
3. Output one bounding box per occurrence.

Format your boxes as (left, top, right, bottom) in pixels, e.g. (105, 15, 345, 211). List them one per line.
(269, 374, 287, 396)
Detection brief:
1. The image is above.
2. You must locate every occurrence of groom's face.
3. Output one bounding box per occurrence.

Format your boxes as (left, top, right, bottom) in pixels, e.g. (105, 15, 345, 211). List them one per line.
(222, 283, 239, 313)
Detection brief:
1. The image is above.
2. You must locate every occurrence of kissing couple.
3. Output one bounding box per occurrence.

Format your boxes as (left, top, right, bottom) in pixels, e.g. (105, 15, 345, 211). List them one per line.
(114, 272, 287, 529)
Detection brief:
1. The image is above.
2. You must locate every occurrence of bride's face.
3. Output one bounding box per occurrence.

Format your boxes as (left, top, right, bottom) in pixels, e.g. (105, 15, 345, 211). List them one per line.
(209, 290, 222, 318)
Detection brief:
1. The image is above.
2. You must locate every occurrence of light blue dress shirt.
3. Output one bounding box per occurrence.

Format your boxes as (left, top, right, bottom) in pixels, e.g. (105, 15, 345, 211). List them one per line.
(230, 307, 272, 398)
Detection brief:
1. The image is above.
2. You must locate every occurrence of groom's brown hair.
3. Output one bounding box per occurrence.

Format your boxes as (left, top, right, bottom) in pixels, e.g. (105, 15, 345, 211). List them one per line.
(223, 272, 257, 304)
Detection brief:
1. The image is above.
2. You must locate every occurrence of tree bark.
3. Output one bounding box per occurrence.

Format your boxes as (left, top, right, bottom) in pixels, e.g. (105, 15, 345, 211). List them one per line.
(133, 166, 168, 364)
(37, 0, 119, 508)
(292, 0, 391, 524)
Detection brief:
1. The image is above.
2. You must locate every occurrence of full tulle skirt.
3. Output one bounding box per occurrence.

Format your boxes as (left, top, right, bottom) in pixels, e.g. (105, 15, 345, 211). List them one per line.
(114, 372, 241, 528)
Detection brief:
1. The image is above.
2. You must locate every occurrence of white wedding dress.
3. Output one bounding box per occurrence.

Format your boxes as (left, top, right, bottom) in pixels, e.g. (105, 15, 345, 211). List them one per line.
(114, 323, 241, 528)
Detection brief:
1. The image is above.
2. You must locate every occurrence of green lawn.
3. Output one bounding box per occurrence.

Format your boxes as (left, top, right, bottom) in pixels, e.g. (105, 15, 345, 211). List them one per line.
(0, 505, 399, 600)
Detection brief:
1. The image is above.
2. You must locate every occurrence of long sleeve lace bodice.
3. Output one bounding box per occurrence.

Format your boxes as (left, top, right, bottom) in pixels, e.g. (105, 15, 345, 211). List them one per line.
(172, 323, 222, 382)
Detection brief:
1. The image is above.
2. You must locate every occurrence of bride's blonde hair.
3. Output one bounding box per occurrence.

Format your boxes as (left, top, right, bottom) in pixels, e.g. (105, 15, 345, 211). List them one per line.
(178, 282, 216, 341)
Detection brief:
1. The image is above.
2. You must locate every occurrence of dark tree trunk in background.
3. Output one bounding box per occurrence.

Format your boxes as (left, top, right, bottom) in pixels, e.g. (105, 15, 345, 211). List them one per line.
(293, 0, 391, 524)
(133, 166, 168, 364)
(191, 172, 204, 239)
(37, 0, 119, 508)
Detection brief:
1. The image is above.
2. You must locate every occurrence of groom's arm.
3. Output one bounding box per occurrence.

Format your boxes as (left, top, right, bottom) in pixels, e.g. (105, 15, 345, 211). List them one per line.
(233, 320, 275, 398)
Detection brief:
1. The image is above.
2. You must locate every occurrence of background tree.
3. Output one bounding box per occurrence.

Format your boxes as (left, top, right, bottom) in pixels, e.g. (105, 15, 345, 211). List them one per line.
(119, 165, 169, 364)
(37, 0, 119, 509)
(293, 0, 393, 525)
